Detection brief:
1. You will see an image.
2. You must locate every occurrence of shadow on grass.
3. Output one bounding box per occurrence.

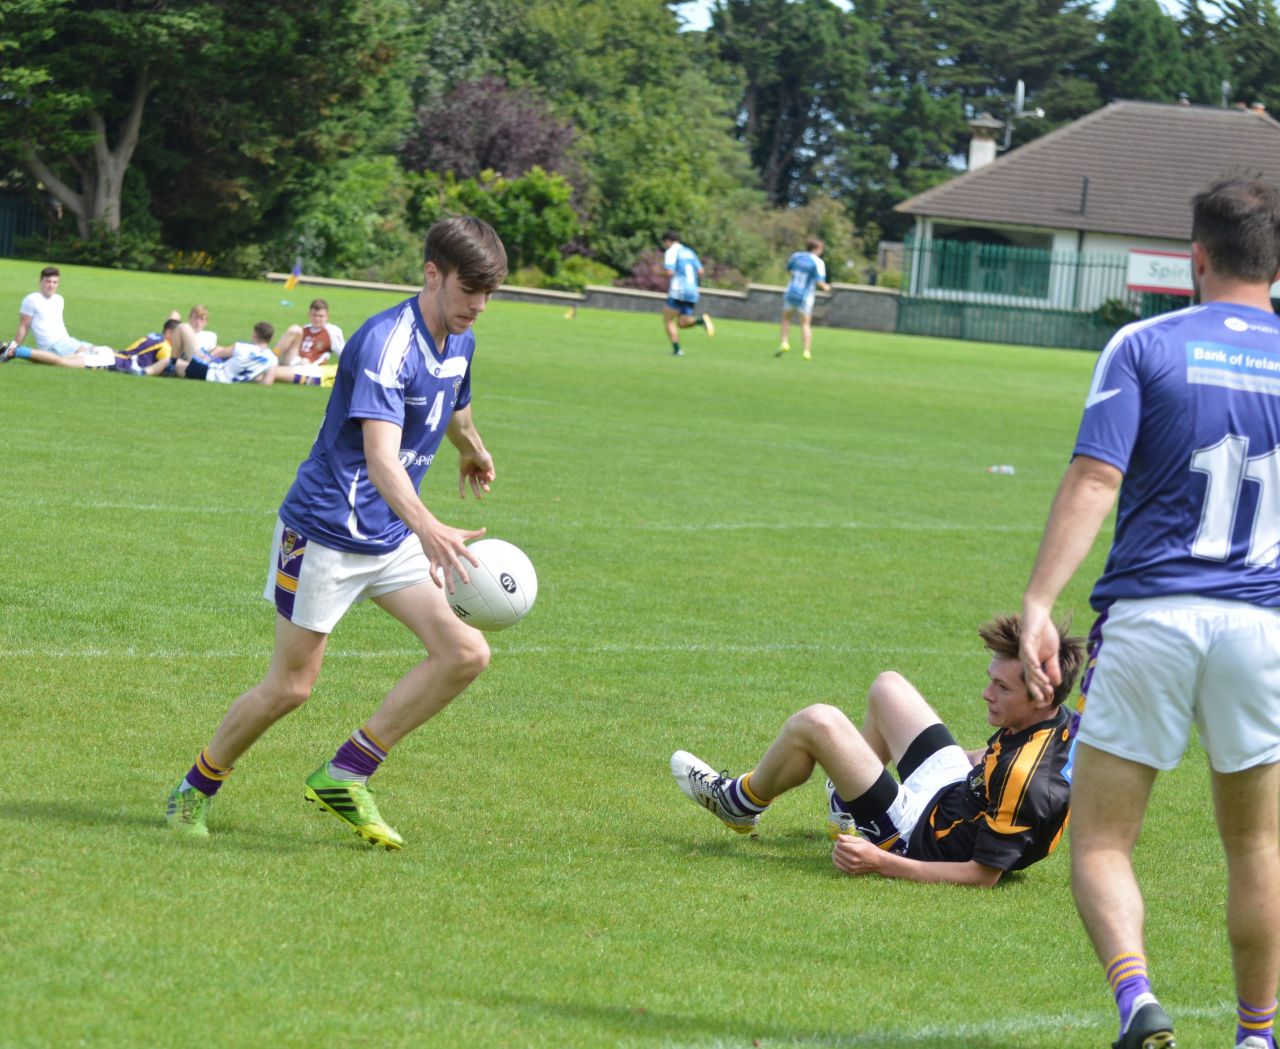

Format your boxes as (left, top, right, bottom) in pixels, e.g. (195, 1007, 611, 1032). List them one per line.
(485, 990, 1038, 1048)
(0, 798, 348, 855)
(660, 827, 1027, 889)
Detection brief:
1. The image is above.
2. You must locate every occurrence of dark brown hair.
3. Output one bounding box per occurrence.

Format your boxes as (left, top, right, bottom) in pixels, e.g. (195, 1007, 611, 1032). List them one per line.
(423, 216, 508, 292)
(1191, 178, 1280, 283)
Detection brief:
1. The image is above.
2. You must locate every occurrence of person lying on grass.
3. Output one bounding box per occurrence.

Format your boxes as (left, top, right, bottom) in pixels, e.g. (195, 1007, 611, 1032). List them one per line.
(670, 614, 1085, 887)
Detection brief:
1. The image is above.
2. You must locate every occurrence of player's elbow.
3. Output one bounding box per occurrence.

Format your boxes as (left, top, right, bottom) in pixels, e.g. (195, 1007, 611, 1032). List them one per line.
(968, 863, 1003, 888)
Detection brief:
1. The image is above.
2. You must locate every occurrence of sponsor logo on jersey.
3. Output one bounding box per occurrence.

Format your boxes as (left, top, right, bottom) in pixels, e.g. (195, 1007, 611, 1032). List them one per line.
(398, 449, 435, 469)
(405, 396, 429, 405)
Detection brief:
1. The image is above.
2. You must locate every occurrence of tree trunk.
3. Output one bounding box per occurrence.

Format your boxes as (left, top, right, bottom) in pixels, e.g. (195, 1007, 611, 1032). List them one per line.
(21, 71, 151, 238)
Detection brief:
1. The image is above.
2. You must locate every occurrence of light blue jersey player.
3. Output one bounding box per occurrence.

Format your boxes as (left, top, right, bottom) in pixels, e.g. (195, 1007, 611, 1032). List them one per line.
(165, 217, 510, 853)
(659, 230, 714, 355)
(1022, 179, 1280, 1049)
(778, 237, 831, 360)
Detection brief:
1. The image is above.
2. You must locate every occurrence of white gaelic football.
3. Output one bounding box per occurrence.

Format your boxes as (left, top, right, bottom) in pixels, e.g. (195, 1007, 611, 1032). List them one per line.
(446, 538, 538, 631)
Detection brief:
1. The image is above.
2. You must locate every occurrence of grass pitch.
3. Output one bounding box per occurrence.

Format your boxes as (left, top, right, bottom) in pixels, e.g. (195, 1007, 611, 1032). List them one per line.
(0, 260, 1233, 1047)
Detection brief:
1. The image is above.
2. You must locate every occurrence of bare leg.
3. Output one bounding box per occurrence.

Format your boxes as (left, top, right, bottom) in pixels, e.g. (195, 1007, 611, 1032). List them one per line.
(170, 323, 208, 361)
(274, 325, 304, 366)
(204, 615, 328, 766)
(780, 309, 793, 347)
(662, 306, 680, 345)
(1069, 743, 1158, 968)
(749, 703, 887, 803)
(28, 350, 87, 368)
(1213, 761, 1280, 1008)
(801, 314, 814, 356)
(860, 671, 944, 767)
(363, 581, 491, 747)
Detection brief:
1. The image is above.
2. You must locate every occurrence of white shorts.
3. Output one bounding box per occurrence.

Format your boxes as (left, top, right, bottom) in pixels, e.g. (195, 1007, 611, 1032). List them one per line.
(262, 518, 432, 633)
(82, 347, 116, 369)
(1080, 595, 1280, 773)
(883, 745, 973, 844)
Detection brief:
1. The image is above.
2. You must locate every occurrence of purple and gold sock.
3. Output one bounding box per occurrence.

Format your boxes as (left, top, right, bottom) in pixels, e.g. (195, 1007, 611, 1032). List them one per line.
(329, 726, 389, 782)
(721, 771, 770, 817)
(183, 747, 233, 796)
(1237, 997, 1276, 1047)
(1106, 952, 1152, 1034)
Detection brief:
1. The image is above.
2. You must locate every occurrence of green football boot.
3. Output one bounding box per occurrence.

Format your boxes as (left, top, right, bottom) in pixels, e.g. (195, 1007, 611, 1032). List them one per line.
(304, 766, 404, 850)
(165, 784, 212, 839)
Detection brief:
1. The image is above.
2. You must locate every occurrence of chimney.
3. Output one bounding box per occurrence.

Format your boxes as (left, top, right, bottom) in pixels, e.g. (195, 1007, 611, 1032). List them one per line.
(968, 113, 1005, 171)
(1252, 101, 1267, 115)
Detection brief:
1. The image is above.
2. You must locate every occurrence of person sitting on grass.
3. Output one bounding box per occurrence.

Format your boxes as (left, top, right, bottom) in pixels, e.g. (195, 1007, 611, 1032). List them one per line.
(670, 614, 1085, 887)
(9, 265, 113, 360)
(2, 318, 179, 376)
(271, 297, 345, 387)
(167, 304, 218, 361)
(173, 322, 278, 385)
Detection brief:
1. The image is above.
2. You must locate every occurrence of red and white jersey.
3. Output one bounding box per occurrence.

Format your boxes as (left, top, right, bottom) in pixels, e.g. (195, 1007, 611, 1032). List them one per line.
(298, 322, 346, 364)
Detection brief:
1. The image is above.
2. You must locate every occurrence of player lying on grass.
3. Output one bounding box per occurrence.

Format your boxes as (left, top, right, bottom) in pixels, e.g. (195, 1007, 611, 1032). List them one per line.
(671, 615, 1085, 887)
(172, 322, 278, 384)
(2, 318, 179, 375)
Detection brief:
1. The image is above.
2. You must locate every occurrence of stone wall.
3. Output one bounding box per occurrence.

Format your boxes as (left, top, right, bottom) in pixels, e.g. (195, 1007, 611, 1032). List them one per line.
(267, 273, 901, 333)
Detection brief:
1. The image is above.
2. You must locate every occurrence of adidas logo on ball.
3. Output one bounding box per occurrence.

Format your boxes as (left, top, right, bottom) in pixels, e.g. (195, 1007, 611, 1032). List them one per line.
(446, 539, 538, 632)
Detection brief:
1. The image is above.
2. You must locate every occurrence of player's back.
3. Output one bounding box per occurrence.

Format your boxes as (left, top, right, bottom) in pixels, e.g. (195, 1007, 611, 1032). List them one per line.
(786, 252, 823, 298)
(1078, 301, 1280, 607)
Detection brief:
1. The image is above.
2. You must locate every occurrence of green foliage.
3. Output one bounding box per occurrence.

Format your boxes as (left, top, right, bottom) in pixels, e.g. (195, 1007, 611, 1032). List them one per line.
(287, 155, 422, 285)
(709, 0, 868, 205)
(1095, 296, 1140, 328)
(410, 167, 580, 273)
(512, 255, 620, 293)
(1097, 0, 1189, 102)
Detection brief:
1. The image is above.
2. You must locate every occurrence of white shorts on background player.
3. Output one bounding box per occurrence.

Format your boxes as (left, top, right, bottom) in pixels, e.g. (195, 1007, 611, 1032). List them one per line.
(262, 518, 432, 633)
(784, 291, 816, 316)
(81, 346, 117, 369)
(1080, 594, 1280, 773)
(876, 745, 973, 842)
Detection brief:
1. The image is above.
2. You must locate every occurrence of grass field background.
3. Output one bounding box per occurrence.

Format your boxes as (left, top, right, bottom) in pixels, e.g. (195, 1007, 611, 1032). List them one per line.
(0, 260, 1231, 1048)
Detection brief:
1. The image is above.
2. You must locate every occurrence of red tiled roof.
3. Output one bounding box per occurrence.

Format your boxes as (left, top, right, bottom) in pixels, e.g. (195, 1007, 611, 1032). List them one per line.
(895, 100, 1280, 239)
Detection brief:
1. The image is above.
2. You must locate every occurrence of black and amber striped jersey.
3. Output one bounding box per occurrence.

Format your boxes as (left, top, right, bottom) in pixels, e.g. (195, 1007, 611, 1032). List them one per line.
(907, 706, 1079, 872)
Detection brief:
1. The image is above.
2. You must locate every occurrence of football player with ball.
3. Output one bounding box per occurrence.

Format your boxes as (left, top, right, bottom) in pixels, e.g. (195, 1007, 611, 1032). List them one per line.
(165, 216, 513, 850)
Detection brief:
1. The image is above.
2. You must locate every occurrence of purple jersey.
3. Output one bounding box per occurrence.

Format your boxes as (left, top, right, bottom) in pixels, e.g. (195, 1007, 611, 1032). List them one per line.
(1075, 301, 1280, 610)
(278, 295, 474, 555)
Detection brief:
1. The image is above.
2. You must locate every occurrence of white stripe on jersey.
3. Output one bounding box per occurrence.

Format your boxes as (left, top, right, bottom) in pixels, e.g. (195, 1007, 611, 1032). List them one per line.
(1085, 304, 1205, 410)
(363, 306, 416, 389)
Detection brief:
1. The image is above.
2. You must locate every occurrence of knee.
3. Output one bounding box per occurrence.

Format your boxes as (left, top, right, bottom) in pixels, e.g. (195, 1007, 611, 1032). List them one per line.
(262, 679, 313, 718)
(445, 630, 491, 684)
(787, 703, 848, 741)
(285, 324, 303, 338)
(867, 671, 909, 708)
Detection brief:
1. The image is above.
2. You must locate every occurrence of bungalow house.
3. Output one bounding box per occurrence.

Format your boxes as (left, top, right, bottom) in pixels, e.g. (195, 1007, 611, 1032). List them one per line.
(893, 100, 1280, 347)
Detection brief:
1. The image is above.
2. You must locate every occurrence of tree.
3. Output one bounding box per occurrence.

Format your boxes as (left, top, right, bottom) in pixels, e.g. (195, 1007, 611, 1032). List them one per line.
(144, 0, 414, 256)
(709, 0, 867, 205)
(399, 77, 578, 184)
(1096, 0, 1189, 103)
(1212, 0, 1280, 111)
(0, 0, 208, 237)
(0, 0, 414, 258)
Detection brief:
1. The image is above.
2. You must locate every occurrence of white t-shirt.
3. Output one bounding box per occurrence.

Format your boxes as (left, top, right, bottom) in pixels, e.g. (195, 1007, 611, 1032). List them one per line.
(20, 292, 71, 348)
